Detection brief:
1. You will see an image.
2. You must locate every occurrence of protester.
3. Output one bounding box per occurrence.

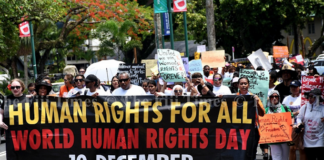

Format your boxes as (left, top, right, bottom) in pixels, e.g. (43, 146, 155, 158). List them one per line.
(268, 71, 277, 95)
(281, 80, 306, 160)
(266, 90, 293, 160)
(110, 76, 119, 94)
(79, 67, 86, 75)
(275, 64, 297, 103)
(186, 72, 203, 95)
(59, 74, 74, 97)
(236, 77, 265, 160)
(203, 65, 213, 82)
(197, 81, 215, 97)
(0, 79, 27, 130)
(307, 66, 319, 76)
(67, 75, 87, 97)
(172, 85, 184, 96)
(141, 80, 150, 94)
(182, 77, 198, 96)
(229, 77, 239, 93)
(112, 72, 146, 95)
(147, 80, 165, 96)
(27, 83, 36, 96)
(212, 73, 232, 96)
(35, 80, 52, 96)
(296, 88, 324, 160)
(84, 74, 111, 96)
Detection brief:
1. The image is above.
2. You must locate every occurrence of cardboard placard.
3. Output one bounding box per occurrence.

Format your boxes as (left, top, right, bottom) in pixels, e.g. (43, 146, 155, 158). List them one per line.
(259, 112, 293, 144)
(118, 63, 146, 85)
(301, 76, 324, 106)
(157, 49, 186, 82)
(141, 59, 158, 77)
(248, 49, 272, 71)
(189, 59, 204, 78)
(182, 57, 189, 77)
(201, 50, 225, 68)
(273, 46, 289, 58)
(150, 65, 159, 76)
(240, 69, 269, 107)
(197, 45, 206, 53)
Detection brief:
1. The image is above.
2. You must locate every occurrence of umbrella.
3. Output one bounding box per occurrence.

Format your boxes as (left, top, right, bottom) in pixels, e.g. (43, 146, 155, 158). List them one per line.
(84, 59, 124, 84)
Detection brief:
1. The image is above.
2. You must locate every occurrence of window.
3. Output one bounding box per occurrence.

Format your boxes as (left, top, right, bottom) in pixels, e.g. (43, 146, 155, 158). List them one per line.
(314, 61, 323, 66)
(308, 23, 315, 34)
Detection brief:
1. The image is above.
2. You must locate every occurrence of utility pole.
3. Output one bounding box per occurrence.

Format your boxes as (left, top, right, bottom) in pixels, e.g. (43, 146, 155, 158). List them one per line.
(206, 0, 216, 51)
(30, 22, 37, 79)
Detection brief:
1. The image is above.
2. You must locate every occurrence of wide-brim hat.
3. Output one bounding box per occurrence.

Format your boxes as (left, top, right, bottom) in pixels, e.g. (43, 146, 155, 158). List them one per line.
(278, 64, 297, 78)
(35, 80, 52, 95)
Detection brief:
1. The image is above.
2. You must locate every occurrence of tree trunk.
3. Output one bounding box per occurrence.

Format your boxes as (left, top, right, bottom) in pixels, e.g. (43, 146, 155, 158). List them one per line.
(11, 57, 18, 78)
(206, 0, 216, 51)
(293, 23, 299, 55)
(24, 54, 28, 89)
(37, 49, 51, 74)
(154, 14, 162, 49)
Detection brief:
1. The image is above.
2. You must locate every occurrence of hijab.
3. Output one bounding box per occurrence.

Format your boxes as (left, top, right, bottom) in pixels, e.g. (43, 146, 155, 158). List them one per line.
(268, 90, 282, 113)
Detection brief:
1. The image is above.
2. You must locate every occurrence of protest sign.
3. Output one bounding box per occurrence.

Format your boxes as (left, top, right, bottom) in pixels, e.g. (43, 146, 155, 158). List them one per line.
(5, 95, 256, 160)
(141, 59, 158, 77)
(222, 77, 232, 87)
(273, 46, 289, 58)
(189, 59, 204, 78)
(240, 69, 269, 107)
(259, 112, 293, 144)
(248, 49, 272, 71)
(197, 45, 206, 53)
(117, 64, 146, 85)
(301, 76, 324, 106)
(157, 49, 187, 82)
(150, 65, 159, 76)
(182, 57, 189, 77)
(201, 50, 225, 68)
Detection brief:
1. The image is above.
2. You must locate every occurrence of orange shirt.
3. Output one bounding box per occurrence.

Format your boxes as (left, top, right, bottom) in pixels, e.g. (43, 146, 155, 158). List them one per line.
(59, 85, 74, 97)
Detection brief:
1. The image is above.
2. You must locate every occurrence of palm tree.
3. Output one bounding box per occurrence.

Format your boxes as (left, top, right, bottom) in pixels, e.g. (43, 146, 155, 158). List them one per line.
(94, 20, 143, 60)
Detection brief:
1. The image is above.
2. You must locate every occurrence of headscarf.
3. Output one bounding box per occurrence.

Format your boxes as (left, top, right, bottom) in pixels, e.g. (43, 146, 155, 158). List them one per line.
(172, 85, 183, 96)
(268, 90, 282, 113)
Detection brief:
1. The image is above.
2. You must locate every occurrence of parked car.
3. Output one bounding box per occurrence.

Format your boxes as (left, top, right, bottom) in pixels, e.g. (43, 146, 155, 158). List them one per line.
(313, 60, 324, 75)
(51, 82, 64, 95)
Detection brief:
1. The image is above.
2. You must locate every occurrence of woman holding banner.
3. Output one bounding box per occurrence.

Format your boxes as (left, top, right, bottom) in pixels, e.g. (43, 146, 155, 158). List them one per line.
(296, 88, 324, 160)
(282, 80, 306, 160)
(236, 77, 265, 160)
(266, 90, 294, 160)
(0, 79, 28, 130)
(147, 80, 165, 96)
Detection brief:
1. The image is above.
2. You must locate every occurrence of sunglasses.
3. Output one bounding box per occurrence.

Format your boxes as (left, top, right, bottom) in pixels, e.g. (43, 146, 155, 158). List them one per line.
(79, 71, 85, 73)
(214, 78, 222, 81)
(174, 90, 183, 93)
(75, 79, 84, 82)
(11, 86, 21, 90)
(119, 78, 129, 83)
(270, 96, 279, 99)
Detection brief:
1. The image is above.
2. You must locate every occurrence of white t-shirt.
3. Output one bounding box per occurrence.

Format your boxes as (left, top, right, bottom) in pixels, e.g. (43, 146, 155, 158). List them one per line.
(297, 103, 324, 147)
(282, 95, 301, 124)
(112, 85, 146, 95)
(212, 85, 232, 96)
(67, 87, 88, 97)
(86, 89, 111, 96)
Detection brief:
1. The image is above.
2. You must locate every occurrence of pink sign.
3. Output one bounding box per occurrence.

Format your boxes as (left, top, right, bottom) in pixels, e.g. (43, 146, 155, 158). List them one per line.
(173, 0, 187, 12)
(301, 76, 324, 106)
(19, 21, 30, 37)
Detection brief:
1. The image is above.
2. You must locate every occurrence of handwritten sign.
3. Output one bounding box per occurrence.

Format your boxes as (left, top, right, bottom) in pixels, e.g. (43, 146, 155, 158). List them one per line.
(301, 76, 324, 106)
(118, 64, 146, 85)
(201, 50, 225, 68)
(141, 59, 158, 77)
(259, 112, 293, 144)
(182, 57, 189, 77)
(157, 49, 186, 82)
(189, 59, 204, 78)
(240, 69, 269, 107)
(273, 46, 289, 58)
(197, 45, 206, 53)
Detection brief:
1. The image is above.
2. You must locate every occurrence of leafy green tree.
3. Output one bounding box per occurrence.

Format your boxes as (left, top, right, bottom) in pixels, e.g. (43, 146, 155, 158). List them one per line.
(94, 20, 143, 60)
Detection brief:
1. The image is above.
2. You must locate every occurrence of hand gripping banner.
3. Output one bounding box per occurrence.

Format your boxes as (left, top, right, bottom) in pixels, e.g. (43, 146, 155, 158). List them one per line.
(4, 95, 256, 160)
